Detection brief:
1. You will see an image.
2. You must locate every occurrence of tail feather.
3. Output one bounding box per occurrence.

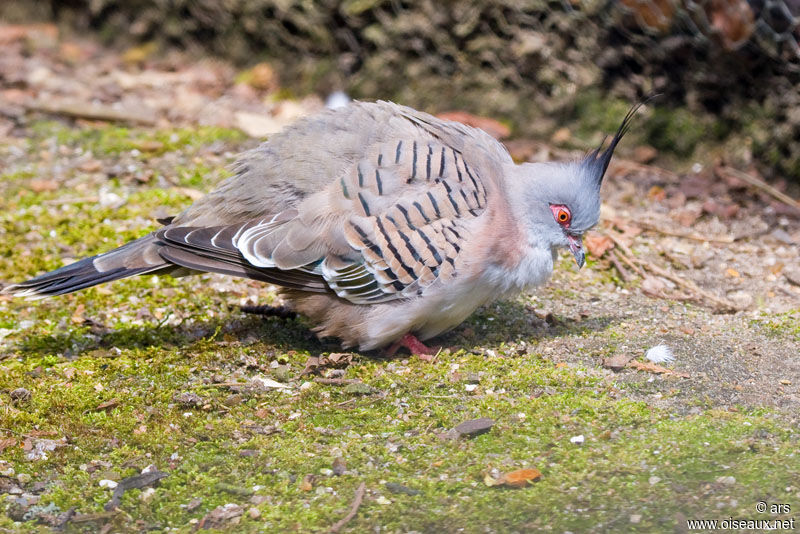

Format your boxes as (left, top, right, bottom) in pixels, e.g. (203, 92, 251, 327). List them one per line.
(2, 234, 170, 298)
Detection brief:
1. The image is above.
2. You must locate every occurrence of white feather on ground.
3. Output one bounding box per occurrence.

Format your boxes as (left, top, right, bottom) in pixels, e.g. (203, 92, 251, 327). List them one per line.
(645, 344, 675, 364)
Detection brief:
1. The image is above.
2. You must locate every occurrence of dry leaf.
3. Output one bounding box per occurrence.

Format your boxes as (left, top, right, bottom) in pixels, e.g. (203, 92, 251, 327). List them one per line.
(602, 353, 634, 371)
(647, 185, 666, 201)
(242, 62, 278, 91)
(584, 234, 614, 258)
(70, 303, 85, 324)
(198, 503, 244, 529)
(132, 140, 164, 152)
(486, 468, 542, 488)
(620, 0, 676, 32)
(299, 474, 314, 491)
(0, 23, 58, 46)
(122, 42, 158, 65)
(501, 468, 542, 488)
(30, 179, 58, 192)
(484, 472, 502, 487)
(0, 438, 16, 453)
(436, 111, 510, 139)
(551, 127, 571, 145)
(94, 399, 120, 412)
(626, 359, 689, 378)
(633, 145, 658, 164)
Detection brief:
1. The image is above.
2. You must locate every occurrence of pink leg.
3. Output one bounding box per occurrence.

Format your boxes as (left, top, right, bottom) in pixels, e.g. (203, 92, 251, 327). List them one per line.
(386, 333, 437, 361)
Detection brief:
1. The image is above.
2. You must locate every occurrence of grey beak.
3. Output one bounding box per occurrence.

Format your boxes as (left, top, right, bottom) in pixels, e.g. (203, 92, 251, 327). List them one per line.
(567, 235, 585, 269)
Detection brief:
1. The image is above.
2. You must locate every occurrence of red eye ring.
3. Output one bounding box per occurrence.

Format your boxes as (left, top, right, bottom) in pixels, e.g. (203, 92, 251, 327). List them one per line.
(550, 204, 571, 226)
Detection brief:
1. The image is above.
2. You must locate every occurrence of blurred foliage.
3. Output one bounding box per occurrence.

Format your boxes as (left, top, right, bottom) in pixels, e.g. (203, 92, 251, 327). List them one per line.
(3, 0, 800, 181)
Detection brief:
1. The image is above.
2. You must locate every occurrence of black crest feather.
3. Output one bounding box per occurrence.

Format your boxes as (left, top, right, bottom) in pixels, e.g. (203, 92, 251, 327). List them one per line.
(584, 97, 655, 187)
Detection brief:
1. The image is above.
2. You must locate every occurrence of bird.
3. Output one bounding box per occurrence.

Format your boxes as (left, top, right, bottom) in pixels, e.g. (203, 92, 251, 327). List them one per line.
(3, 100, 639, 357)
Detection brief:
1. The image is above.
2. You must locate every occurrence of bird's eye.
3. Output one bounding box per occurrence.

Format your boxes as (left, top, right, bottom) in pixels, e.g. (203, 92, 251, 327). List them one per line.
(550, 205, 571, 226)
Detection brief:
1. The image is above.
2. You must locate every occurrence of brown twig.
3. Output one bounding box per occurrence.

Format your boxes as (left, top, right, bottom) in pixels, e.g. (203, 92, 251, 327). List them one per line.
(638, 221, 734, 244)
(608, 250, 632, 283)
(329, 482, 366, 533)
(720, 166, 800, 210)
(635, 258, 739, 312)
(602, 232, 645, 277)
(26, 99, 157, 125)
(601, 231, 740, 312)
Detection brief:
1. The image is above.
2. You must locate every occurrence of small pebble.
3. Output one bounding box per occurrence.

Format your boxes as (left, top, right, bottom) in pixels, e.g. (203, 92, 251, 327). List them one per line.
(16, 474, 31, 484)
(140, 488, 156, 502)
(630, 514, 642, 524)
(332, 457, 347, 476)
(453, 417, 494, 438)
(649, 476, 661, 485)
(248, 507, 261, 519)
(343, 382, 374, 395)
(99, 479, 118, 489)
(173, 392, 202, 407)
(570, 435, 585, 445)
(250, 495, 269, 505)
(9, 388, 31, 403)
(375, 495, 392, 505)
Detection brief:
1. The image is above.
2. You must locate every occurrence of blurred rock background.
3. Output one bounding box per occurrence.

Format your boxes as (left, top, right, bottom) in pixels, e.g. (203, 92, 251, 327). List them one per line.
(2, 0, 800, 186)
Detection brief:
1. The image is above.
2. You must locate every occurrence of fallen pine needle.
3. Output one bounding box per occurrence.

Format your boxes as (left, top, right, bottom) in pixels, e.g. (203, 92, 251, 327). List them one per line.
(329, 482, 366, 533)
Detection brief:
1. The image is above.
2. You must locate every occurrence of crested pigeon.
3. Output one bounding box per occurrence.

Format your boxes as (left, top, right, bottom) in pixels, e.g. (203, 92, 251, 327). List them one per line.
(3, 101, 637, 355)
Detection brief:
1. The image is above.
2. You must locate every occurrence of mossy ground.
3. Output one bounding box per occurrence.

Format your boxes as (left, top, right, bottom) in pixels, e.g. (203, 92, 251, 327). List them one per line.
(0, 121, 798, 533)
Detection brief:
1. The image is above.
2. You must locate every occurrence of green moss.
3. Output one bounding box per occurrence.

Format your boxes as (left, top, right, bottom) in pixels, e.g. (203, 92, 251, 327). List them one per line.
(29, 120, 245, 156)
(751, 311, 800, 341)
(572, 91, 634, 142)
(0, 334, 797, 532)
(643, 107, 709, 158)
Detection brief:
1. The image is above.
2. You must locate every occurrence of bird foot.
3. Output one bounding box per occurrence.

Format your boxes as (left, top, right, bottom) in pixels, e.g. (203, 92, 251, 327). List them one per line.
(386, 333, 437, 361)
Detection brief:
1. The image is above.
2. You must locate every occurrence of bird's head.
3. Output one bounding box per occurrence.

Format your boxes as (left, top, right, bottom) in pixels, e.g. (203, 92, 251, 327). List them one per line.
(512, 103, 642, 268)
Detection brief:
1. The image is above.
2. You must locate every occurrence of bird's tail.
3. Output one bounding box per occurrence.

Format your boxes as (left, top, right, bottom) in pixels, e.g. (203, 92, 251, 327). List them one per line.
(2, 234, 171, 298)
